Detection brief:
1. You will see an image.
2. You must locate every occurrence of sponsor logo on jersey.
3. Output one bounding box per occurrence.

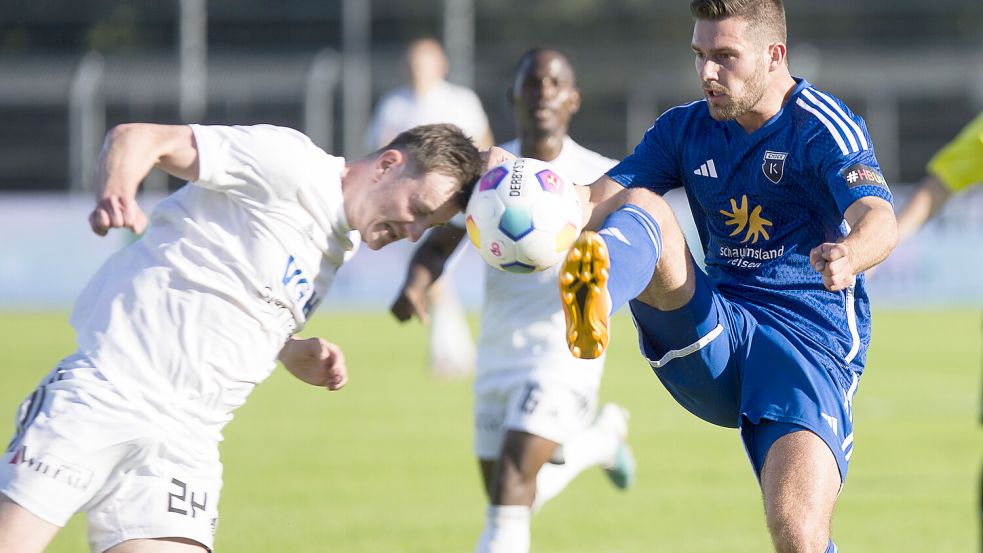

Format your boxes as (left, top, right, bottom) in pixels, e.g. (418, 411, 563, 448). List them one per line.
(718, 244, 786, 269)
(8, 445, 94, 491)
(840, 164, 888, 190)
(761, 150, 788, 184)
(720, 195, 773, 244)
(718, 195, 784, 268)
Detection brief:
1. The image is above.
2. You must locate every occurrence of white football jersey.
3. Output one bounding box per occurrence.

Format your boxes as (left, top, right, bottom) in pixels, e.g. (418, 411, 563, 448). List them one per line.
(69, 125, 358, 440)
(365, 80, 490, 149)
(473, 137, 617, 385)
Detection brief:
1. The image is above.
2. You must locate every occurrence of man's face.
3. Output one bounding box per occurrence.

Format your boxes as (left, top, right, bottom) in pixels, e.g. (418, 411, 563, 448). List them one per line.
(357, 164, 461, 250)
(692, 17, 770, 122)
(509, 53, 580, 138)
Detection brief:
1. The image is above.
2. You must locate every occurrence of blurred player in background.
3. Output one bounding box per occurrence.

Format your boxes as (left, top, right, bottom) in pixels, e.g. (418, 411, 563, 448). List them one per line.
(893, 111, 983, 551)
(550, 1, 898, 551)
(896, 112, 983, 241)
(368, 37, 495, 379)
(366, 37, 494, 151)
(391, 49, 635, 553)
(0, 123, 483, 553)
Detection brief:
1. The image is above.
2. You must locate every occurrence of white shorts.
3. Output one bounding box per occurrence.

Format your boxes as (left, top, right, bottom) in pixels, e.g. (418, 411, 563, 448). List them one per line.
(472, 369, 598, 460)
(0, 359, 222, 552)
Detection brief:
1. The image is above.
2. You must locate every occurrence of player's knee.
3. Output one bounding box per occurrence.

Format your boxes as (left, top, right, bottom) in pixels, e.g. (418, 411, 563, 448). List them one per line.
(622, 188, 671, 219)
(765, 510, 829, 553)
(491, 457, 537, 505)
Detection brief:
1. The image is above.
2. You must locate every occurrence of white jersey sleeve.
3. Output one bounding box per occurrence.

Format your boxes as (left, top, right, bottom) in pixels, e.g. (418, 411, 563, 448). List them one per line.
(190, 124, 320, 202)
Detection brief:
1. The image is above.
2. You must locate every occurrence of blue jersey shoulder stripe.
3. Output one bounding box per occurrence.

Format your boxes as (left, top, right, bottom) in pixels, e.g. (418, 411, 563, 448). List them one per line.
(806, 88, 869, 151)
(795, 97, 852, 155)
(799, 88, 869, 155)
(800, 89, 862, 154)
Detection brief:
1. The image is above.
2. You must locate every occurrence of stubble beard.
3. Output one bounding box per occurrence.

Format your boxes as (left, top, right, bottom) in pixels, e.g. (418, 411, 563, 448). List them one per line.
(707, 67, 768, 122)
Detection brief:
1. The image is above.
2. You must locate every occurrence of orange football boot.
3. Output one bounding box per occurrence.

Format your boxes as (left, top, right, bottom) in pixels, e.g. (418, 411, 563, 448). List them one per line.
(558, 230, 611, 359)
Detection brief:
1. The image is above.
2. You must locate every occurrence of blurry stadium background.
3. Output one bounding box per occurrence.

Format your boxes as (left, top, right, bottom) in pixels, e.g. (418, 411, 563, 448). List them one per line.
(0, 1, 981, 552)
(1, 0, 982, 309)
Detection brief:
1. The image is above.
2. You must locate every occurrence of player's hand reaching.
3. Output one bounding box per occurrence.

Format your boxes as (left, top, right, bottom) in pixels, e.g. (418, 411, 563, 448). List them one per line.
(391, 285, 430, 325)
(810, 242, 856, 292)
(89, 195, 148, 236)
(278, 337, 348, 391)
(482, 146, 516, 171)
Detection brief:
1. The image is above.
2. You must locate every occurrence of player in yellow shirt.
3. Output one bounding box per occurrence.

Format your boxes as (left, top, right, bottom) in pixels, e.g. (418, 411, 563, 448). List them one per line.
(894, 111, 983, 553)
(897, 112, 983, 240)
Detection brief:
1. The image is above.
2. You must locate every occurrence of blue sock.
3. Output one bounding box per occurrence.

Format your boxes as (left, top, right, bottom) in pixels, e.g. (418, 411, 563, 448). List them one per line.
(597, 204, 662, 314)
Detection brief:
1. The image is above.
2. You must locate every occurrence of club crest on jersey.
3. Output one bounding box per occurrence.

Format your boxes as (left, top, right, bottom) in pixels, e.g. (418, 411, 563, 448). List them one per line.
(761, 150, 788, 184)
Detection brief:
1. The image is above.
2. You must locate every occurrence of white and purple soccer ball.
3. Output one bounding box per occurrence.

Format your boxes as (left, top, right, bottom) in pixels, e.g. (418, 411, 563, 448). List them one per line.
(465, 157, 582, 273)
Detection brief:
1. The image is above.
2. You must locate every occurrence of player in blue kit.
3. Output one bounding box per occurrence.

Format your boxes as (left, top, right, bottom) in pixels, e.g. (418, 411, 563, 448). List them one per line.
(555, 1, 899, 551)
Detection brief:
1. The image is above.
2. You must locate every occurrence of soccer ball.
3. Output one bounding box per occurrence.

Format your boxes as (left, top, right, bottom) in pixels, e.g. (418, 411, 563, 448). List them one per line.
(465, 157, 582, 273)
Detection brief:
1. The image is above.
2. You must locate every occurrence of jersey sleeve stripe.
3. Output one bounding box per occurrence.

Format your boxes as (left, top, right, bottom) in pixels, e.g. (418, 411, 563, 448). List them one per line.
(801, 89, 861, 153)
(806, 88, 870, 151)
(795, 98, 851, 155)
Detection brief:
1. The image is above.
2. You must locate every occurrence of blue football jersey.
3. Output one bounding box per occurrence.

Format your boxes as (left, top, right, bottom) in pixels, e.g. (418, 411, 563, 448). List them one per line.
(608, 78, 893, 373)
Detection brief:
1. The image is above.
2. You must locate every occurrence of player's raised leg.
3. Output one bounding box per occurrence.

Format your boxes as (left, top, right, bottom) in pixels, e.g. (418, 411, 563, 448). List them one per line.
(760, 430, 840, 553)
(560, 185, 696, 358)
(0, 495, 60, 553)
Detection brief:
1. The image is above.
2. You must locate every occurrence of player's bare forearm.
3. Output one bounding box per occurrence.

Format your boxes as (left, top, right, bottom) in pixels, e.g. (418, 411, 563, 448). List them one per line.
(810, 196, 897, 291)
(391, 225, 466, 323)
(90, 124, 201, 236)
(278, 336, 348, 390)
(842, 196, 898, 273)
(896, 174, 953, 243)
(583, 175, 628, 230)
(96, 124, 199, 197)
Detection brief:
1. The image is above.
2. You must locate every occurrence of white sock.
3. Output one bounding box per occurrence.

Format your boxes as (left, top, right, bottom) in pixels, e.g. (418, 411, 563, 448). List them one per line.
(532, 423, 618, 511)
(474, 505, 531, 553)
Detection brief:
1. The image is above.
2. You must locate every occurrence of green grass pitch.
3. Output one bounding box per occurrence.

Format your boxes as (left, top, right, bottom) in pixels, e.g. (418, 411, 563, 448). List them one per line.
(0, 310, 979, 552)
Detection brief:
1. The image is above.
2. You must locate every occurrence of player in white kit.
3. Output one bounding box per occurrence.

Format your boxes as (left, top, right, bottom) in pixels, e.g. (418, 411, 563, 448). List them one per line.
(0, 122, 484, 553)
(391, 49, 635, 553)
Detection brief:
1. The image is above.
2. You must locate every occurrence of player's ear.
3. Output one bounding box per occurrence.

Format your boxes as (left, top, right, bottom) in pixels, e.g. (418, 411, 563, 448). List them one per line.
(374, 149, 405, 182)
(768, 42, 787, 71)
(567, 87, 582, 115)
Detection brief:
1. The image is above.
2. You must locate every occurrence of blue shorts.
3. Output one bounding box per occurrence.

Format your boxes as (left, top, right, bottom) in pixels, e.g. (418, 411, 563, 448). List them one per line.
(628, 268, 859, 482)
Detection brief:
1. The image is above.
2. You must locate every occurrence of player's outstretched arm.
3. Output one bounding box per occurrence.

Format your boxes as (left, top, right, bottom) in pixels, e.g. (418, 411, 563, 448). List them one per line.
(896, 174, 954, 243)
(278, 337, 348, 391)
(810, 196, 898, 292)
(89, 123, 200, 236)
(390, 225, 466, 325)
